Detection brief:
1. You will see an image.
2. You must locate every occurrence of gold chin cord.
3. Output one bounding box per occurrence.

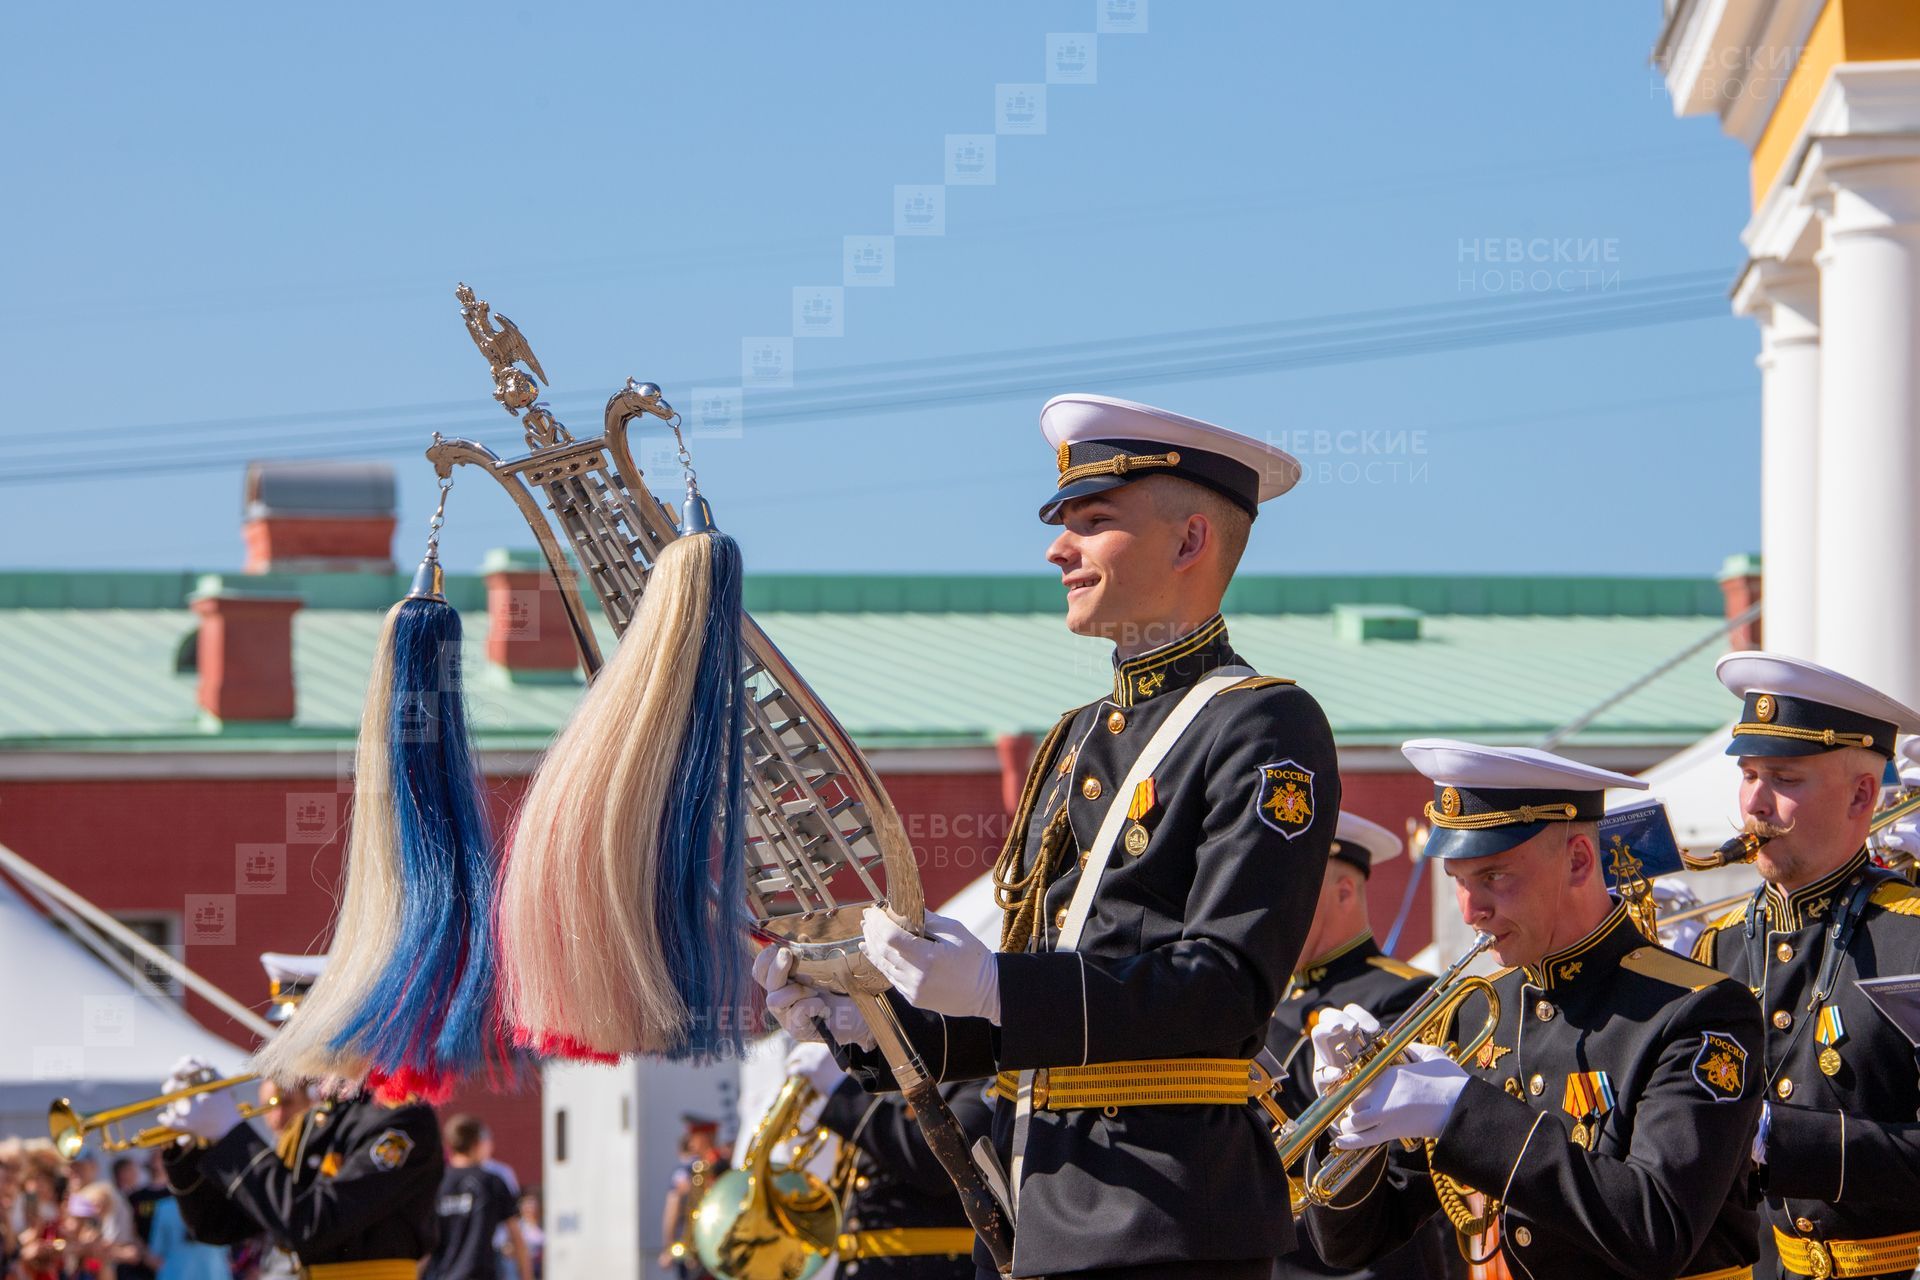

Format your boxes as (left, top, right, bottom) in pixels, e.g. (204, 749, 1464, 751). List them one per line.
(48, 1070, 276, 1158)
(1253, 932, 1501, 1215)
(436, 285, 1012, 1274)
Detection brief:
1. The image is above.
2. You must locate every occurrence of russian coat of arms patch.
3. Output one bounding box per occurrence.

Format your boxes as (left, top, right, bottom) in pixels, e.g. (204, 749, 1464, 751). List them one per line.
(1255, 760, 1316, 839)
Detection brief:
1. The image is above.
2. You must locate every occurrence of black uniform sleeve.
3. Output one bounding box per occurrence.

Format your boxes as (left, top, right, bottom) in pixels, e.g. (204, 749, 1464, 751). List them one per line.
(995, 686, 1338, 1068)
(1308, 979, 1764, 1280)
(818, 1078, 996, 1201)
(1764, 1099, 1920, 1203)
(161, 1142, 271, 1246)
(834, 994, 999, 1090)
(186, 1105, 444, 1257)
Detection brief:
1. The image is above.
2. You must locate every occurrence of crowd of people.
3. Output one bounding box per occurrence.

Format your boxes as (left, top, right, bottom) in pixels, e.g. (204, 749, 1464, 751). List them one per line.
(0, 1107, 544, 1280)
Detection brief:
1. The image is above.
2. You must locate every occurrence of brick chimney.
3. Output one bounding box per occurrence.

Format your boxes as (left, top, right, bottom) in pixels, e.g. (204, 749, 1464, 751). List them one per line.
(1719, 553, 1763, 651)
(243, 461, 397, 573)
(188, 575, 303, 723)
(482, 549, 581, 679)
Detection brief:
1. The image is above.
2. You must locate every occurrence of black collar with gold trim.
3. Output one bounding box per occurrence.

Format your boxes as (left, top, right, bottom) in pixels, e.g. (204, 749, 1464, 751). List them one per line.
(1764, 848, 1871, 932)
(1294, 930, 1377, 986)
(1112, 614, 1237, 708)
(1524, 899, 1639, 994)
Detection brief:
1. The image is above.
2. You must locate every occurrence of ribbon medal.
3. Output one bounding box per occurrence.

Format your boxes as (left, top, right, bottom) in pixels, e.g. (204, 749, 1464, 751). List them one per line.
(1562, 1071, 1615, 1149)
(1816, 1005, 1847, 1076)
(1123, 778, 1157, 855)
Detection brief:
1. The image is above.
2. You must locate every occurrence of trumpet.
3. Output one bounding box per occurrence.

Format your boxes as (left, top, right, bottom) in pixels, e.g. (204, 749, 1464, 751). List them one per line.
(1259, 933, 1501, 1212)
(1680, 789, 1920, 872)
(48, 1073, 275, 1159)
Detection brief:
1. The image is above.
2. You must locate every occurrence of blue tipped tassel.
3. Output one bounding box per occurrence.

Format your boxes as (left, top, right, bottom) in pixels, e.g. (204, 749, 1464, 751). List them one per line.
(332, 595, 498, 1094)
(652, 525, 750, 1060)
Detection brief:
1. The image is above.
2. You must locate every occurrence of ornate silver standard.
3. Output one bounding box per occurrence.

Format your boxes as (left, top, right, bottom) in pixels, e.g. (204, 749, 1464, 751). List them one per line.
(432, 285, 1013, 1273)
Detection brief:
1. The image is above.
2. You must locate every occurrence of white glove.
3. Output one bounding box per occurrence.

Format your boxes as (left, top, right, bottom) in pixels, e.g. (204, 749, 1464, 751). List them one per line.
(156, 1070, 244, 1144)
(161, 1055, 218, 1095)
(752, 946, 877, 1051)
(1331, 1043, 1469, 1150)
(861, 908, 1001, 1024)
(1879, 815, 1920, 858)
(1752, 1102, 1770, 1165)
(785, 1042, 848, 1097)
(1310, 1005, 1380, 1097)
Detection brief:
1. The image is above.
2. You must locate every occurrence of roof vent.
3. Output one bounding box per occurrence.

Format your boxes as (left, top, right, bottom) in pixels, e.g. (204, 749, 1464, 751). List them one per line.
(1333, 603, 1424, 643)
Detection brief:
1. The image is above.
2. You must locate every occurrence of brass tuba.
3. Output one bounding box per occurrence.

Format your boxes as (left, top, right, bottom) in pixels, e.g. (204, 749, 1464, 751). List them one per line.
(691, 1077, 841, 1280)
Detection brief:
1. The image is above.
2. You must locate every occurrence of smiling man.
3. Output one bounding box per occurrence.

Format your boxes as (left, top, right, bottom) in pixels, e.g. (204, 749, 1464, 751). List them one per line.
(1300, 740, 1763, 1280)
(757, 394, 1340, 1278)
(1691, 653, 1920, 1280)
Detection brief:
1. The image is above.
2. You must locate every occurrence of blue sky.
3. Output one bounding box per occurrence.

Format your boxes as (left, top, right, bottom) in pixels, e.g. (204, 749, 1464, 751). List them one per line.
(0, 1, 1759, 579)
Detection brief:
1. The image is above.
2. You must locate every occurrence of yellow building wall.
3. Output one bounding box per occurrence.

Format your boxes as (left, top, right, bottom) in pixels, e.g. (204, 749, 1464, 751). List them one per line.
(1750, 0, 1920, 204)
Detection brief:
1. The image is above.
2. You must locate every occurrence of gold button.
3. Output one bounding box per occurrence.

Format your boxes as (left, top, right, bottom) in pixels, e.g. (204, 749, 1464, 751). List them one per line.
(854, 1175, 870, 1190)
(1777, 1077, 1794, 1100)
(1535, 1000, 1556, 1022)
(1077, 849, 1090, 869)
(1082, 776, 1102, 801)
(1795, 1216, 1815, 1233)
(1512, 1227, 1532, 1248)
(1053, 907, 1067, 929)
(1777, 942, 1794, 962)
(1106, 710, 1126, 734)
(1528, 1074, 1544, 1096)
(1504, 1078, 1523, 1098)
(1773, 1010, 1792, 1030)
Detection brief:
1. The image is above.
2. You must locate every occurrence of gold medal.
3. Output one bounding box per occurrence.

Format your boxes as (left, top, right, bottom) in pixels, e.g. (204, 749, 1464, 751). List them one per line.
(1819, 1046, 1842, 1076)
(1570, 1121, 1589, 1149)
(1123, 822, 1150, 855)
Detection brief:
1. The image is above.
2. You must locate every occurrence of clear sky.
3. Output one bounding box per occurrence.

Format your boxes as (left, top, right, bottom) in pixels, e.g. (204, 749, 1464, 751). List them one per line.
(1, 1, 1759, 580)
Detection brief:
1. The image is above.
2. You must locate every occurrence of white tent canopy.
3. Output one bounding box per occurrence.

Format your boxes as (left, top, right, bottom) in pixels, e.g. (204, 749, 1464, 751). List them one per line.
(0, 871, 253, 1144)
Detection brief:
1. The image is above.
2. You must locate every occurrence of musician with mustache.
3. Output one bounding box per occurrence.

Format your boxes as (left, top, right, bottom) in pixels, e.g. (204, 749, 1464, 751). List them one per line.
(757, 395, 1341, 1278)
(1691, 654, 1920, 1280)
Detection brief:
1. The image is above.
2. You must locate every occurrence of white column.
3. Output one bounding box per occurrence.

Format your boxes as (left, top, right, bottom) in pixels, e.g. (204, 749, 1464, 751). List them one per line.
(1813, 154, 1920, 704)
(1736, 261, 1821, 659)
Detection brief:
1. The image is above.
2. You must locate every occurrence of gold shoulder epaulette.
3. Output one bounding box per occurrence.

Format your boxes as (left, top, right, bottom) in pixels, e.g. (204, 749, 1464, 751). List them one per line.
(1223, 675, 1296, 693)
(1366, 955, 1430, 981)
(1620, 946, 1727, 992)
(1870, 881, 1920, 917)
(1707, 902, 1750, 932)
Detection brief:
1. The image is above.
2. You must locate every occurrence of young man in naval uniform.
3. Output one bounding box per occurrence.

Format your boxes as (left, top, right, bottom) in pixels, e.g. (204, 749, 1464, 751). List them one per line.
(1301, 741, 1764, 1280)
(1691, 653, 1920, 1280)
(755, 394, 1341, 1278)
(1263, 812, 1447, 1280)
(157, 955, 444, 1280)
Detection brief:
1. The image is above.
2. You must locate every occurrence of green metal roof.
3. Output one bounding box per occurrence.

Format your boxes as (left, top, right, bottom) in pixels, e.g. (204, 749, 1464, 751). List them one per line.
(0, 569, 1737, 753)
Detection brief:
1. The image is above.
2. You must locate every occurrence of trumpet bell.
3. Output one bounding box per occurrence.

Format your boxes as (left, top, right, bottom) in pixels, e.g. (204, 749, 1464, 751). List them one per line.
(691, 1166, 838, 1280)
(49, 1099, 84, 1160)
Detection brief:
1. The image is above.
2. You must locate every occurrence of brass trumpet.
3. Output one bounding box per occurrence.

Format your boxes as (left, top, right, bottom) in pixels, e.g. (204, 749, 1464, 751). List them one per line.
(48, 1073, 275, 1159)
(1680, 789, 1920, 872)
(1259, 933, 1501, 1211)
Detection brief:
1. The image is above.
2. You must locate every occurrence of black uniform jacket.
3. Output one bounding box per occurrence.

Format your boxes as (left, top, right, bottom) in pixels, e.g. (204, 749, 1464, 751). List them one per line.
(1694, 850, 1920, 1268)
(1265, 933, 1444, 1280)
(819, 1078, 993, 1279)
(1303, 902, 1765, 1280)
(842, 616, 1341, 1276)
(163, 1092, 444, 1264)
